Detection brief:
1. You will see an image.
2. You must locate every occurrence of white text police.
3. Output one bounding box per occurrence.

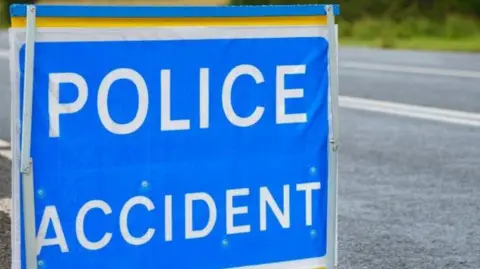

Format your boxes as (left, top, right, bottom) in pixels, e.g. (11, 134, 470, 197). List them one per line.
(48, 64, 309, 137)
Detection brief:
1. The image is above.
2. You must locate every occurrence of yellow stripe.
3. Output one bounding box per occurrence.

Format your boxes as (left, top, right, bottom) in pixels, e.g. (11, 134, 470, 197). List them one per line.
(11, 16, 327, 28)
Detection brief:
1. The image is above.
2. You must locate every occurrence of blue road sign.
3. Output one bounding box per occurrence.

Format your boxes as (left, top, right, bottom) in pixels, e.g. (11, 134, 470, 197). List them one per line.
(11, 5, 339, 269)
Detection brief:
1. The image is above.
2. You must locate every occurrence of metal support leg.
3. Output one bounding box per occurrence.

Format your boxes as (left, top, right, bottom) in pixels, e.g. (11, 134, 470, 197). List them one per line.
(21, 5, 38, 269)
(325, 4, 340, 269)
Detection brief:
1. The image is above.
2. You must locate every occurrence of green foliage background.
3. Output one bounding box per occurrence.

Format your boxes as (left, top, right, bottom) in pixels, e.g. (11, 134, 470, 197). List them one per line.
(1, 0, 34, 26)
(230, 0, 480, 21)
(231, 0, 480, 50)
(230, 0, 480, 50)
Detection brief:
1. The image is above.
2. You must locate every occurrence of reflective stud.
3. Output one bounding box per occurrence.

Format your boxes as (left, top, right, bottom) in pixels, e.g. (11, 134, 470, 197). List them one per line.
(37, 189, 45, 198)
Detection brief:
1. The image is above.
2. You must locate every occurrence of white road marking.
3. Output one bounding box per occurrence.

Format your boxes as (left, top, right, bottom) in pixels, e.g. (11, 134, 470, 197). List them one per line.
(0, 139, 11, 215)
(340, 96, 480, 127)
(0, 150, 11, 160)
(0, 139, 10, 160)
(340, 61, 480, 79)
(0, 198, 10, 215)
(0, 139, 8, 147)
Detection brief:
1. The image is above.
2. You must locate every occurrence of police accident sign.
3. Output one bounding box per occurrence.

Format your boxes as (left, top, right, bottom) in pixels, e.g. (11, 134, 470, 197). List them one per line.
(9, 4, 340, 269)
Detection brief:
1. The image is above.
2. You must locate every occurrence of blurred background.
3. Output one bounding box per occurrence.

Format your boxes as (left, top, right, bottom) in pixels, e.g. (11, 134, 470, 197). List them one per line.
(2, 0, 480, 51)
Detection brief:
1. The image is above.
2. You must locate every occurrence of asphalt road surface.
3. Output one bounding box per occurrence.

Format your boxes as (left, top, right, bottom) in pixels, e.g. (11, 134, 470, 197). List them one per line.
(0, 34, 480, 268)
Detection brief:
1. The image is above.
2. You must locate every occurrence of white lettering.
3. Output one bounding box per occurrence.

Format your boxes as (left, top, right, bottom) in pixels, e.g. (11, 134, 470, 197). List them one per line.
(35, 182, 323, 253)
(185, 192, 217, 239)
(98, 68, 149, 134)
(226, 188, 250, 235)
(76, 200, 112, 250)
(276, 65, 307, 124)
(199, 68, 210, 129)
(37, 206, 69, 255)
(161, 69, 191, 131)
(165, 195, 173, 242)
(119, 196, 156, 246)
(222, 64, 265, 127)
(260, 185, 290, 231)
(48, 73, 88, 138)
(296, 182, 321, 226)
(49, 64, 311, 135)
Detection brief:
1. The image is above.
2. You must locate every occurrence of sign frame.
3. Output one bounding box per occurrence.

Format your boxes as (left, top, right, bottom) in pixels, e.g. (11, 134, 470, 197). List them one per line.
(10, 4, 340, 269)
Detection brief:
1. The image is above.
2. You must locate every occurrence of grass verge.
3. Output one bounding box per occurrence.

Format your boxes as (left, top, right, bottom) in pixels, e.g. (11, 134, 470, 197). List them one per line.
(339, 15, 480, 52)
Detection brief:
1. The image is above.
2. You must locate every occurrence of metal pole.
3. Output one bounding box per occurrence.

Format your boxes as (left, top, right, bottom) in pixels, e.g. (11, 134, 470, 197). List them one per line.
(21, 5, 38, 269)
(325, 4, 339, 269)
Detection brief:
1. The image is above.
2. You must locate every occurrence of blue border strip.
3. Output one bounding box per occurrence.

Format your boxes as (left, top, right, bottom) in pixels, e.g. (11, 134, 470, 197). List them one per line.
(10, 4, 340, 18)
